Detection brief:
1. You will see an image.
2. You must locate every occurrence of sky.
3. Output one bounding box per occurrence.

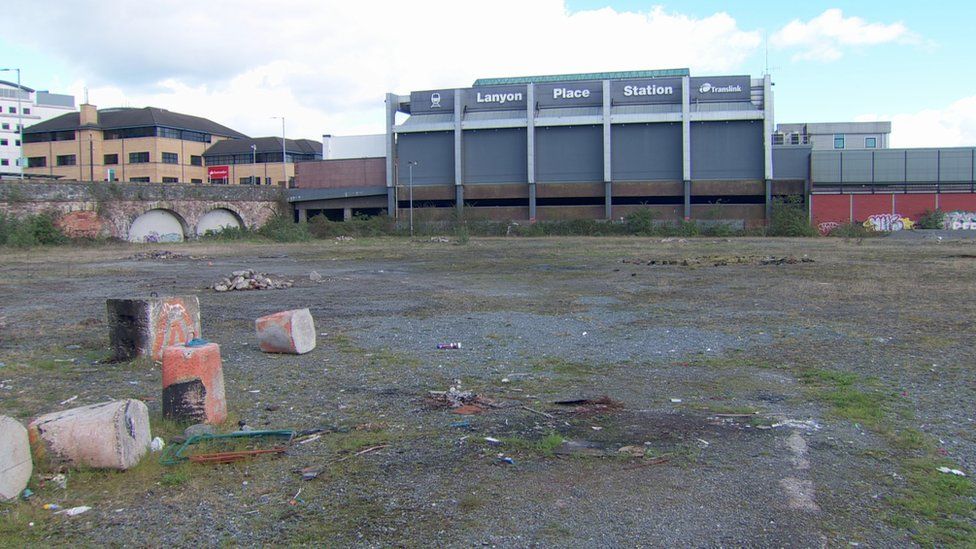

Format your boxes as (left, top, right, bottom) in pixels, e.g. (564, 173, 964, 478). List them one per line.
(1, 1, 974, 148)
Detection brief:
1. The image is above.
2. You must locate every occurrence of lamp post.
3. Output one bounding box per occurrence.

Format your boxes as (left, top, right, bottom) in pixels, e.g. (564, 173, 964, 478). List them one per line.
(250, 143, 257, 184)
(271, 116, 286, 187)
(0, 67, 24, 180)
(408, 161, 418, 237)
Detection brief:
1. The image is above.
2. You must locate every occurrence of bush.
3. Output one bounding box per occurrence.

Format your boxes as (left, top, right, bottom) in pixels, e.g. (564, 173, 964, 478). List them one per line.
(257, 215, 311, 242)
(307, 213, 395, 238)
(0, 212, 68, 247)
(915, 209, 945, 230)
(200, 225, 253, 241)
(624, 208, 657, 234)
(768, 196, 816, 237)
(825, 222, 878, 238)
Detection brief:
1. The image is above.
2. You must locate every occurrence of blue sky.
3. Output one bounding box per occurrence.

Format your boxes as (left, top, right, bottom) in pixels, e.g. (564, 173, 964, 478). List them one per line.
(2, 1, 974, 147)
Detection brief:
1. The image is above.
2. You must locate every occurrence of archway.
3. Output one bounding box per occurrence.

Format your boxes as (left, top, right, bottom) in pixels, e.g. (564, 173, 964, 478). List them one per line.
(196, 208, 244, 236)
(127, 209, 187, 243)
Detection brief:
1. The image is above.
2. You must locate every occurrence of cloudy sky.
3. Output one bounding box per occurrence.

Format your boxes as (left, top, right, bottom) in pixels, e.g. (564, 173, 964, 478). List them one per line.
(1, 1, 973, 148)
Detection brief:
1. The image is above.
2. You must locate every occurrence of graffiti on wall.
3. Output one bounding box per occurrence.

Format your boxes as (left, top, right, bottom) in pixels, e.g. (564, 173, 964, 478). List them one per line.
(817, 222, 841, 236)
(944, 211, 976, 230)
(143, 231, 183, 243)
(863, 214, 914, 232)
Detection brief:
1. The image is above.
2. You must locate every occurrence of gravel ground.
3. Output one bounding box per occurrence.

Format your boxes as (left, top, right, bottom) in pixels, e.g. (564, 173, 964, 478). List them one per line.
(0, 236, 973, 547)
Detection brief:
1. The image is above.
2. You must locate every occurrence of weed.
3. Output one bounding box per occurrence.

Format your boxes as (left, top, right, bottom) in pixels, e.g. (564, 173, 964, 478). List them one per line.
(0, 212, 68, 247)
(915, 209, 945, 230)
(498, 432, 565, 457)
(257, 215, 311, 242)
(888, 457, 976, 546)
(768, 195, 816, 236)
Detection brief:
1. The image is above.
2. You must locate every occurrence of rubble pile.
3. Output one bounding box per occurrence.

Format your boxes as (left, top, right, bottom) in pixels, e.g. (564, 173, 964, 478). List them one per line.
(213, 270, 294, 292)
(621, 255, 814, 267)
(130, 250, 204, 261)
(427, 383, 494, 411)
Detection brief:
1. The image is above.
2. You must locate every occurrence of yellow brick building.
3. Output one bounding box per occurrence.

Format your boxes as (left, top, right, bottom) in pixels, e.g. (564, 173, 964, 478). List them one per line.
(22, 104, 246, 183)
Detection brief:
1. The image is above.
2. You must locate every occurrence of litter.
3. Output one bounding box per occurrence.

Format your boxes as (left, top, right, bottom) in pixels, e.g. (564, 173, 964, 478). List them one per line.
(59, 395, 79, 406)
(436, 342, 462, 350)
(451, 405, 485, 415)
(450, 420, 471, 428)
(185, 338, 209, 347)
(299, 466, 322, 481)
(498, 456, 515, 465)
(937, 467, 966, 477)
(20, 488, 33, 499)
(297, 434, 321, 445)
(150, 437, 165, 452)
(484, 437, 502, 446)
(58, 506, 91, 517)
(553, 396, 623, 415)
(670, 398, 682, 403)
(42, 503, 61, 511)
(521, 406, 554, 419)
(591, 426, 603, 431)
(50, 474, 67, 489)
(160, 430, 295, 466)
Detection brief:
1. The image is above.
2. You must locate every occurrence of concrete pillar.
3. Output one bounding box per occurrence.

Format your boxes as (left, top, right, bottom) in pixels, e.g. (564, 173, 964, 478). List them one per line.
(255, 308, 317, 355)
(764, 179, 773, 224)
(343, 207, 352, 221)
(527, 83, 535, 186)
(456, 185, 464, 214)
(603, 79, 612, 220)
(28, 400, 151, 470)
(454, 91, 463, 187)
(385, 93, 397, 217)
(297, 207, 307, 223)
(681, 76, 691, 183)
(763, 74, 774, 182)
(605, 182, 613, 220)
(683, 180, 692, 220)
(107, 296, 202, 362)
(529, 182, 537, 220)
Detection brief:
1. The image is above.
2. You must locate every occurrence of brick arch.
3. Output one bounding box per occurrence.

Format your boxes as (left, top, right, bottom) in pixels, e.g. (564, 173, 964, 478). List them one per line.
(127, 207, 190, 243)
(195, 207, 245, 236)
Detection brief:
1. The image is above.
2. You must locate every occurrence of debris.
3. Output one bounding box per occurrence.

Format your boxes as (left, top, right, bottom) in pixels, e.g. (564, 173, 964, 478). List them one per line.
(299, 466, 322, 481)
(617, 445, 645, 457)
(0, 415, 33, 501)
(184, 423, 216, 438)
(309, 270, 323, 282)
(161, 430, 295, 466)
(28, 400, 151, 470)
(427, 383, 495, 410)
(501, 378, 510, 383)
(429, 236, 450, 243)
(212, 269, 294, 292)
(57, 506, 91, 517)
(185, 337, 209, 347)
(129, 250, 204, 261)
(498, 456, 515, 465)
(449, 420, 471, 428)
(696, 438, 710, 447)
(484, 437, 502, 446)
(436, 342, 462, 350)
(43, 503, 61, 511)
(335, 236, 354, 241)
(297, 434, 321, 445)
(64, 344, 81, 350)
(255, 308, 317, 355)
(150, 437, 165, 452)
(49, 474, 67, 489)
(622, 255, 814, 268)
(452, 405, 485, 415)
(591, 426, 603, 431)
(162, 341, 227, 425)
(553, 396, 623, 415)
(521, 406, 555, 419)
(60, 395, 79, 406)
(937, 467, 966, 477)
(353, 445, 388, 456)
(554, 440, 607, 457)
(20, 488, 33, 500)
(670, 398, 682, 403)
(107, 296, 202, 362)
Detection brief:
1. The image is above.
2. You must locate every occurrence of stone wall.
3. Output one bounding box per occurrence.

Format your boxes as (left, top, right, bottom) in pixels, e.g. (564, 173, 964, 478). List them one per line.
(0, 181, 286, 240)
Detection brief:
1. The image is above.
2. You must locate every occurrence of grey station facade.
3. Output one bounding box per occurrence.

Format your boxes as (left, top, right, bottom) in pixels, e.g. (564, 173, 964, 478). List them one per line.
(378, 69, 798, 226)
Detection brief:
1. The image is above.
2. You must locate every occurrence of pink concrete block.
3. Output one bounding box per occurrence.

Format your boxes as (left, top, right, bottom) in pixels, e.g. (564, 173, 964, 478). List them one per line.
(255, 308, 316, 354)
(0, 415, 32, 501)
(28, 399, 151, 470)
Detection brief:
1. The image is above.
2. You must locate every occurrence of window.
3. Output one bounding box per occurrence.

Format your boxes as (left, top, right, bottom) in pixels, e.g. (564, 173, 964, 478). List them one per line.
(265, 177, 271, 185)
(104, 154, 119, 165)
(1, 123, 8, 130)
(0, 139, 6, 146)
(56, 154, 77, 166)
(14, 140, 19, 146)
(162, 152, 178, 164)
(129, 151, 150, 164)
(130, 177, 151, 182)
(191, 178, 203, 184)
(190, 155, 202, 166)
(833, 135, 845, 149)
(28, 156, 46, 168)
(7, 107, 15, 114)
(162, 177, 179, 183)
(23, 108, 30, 115)
(1, 159, 8, 166)
(865, 137, 877, 149)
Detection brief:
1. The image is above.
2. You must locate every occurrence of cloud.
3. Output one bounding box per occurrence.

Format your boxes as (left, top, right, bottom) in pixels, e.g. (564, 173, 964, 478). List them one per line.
(856, 95, 976, 148)
(10, 1, 761, 138)
(771, 8, 917, 62)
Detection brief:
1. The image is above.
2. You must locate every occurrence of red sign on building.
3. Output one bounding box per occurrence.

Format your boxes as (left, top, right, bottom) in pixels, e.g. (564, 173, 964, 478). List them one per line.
(207, 166, 229, 179)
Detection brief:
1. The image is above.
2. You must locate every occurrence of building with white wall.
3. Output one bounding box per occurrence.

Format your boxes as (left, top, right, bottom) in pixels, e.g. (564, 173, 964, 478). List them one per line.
(774, 121, 891, 151)
(0, 80, 76, 177)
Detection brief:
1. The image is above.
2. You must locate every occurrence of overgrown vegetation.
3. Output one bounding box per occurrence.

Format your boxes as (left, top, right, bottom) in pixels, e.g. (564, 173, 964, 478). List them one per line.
(256, 214, 312, 242)
(0, 212, 68, 247)
(825, 222, 878, 238)
(767, 195, 817, 237)
(915, 209, 946, 230)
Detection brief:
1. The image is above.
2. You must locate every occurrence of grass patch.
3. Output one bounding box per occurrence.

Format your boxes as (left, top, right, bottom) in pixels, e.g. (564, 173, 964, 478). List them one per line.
(531, 357, 601, 378)
(887, 458, 976, 546)
(498, 432, 565, 457)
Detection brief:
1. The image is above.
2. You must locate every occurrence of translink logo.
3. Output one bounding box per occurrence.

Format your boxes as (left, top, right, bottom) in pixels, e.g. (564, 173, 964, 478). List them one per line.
(698, 82, 742, 94)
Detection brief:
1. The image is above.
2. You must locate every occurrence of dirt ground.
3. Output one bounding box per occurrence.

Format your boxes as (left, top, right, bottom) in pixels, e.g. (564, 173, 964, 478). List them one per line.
(0, 235, 974, 547)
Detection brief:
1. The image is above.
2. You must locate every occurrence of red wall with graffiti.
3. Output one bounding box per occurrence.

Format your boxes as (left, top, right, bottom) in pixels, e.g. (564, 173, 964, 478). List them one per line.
(812, 192, 976, 231)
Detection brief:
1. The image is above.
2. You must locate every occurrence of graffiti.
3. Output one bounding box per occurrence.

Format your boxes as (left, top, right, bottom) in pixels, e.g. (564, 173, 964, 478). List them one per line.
(817, 222, 841, 236)
(944, 211, 976, 230)
(150, 299, 194, 360)
(143, 231, 183, 243)
(863, 214, 914, 232)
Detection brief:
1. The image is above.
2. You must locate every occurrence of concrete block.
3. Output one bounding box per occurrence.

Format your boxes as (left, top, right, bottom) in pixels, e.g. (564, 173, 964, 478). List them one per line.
(0, 415, 32, 501)
(107, 296, 202, 361)
(162, 342, 227, 424)
(255, 308, 316, 354)
(28, 400, 151, 470)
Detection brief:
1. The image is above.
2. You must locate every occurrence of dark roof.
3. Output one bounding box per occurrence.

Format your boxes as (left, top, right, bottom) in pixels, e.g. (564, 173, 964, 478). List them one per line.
(23, 106, 247, 138)
(473, 68, 690, 86)
(203, 136, 322, 156)
(0, 80, 34, 93)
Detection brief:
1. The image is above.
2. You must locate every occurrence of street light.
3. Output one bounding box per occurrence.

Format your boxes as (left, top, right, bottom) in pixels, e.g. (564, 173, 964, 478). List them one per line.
(250, 143, 257, 184)
(408, 161, 418, 238)
(0, 67, 24, 180)
(271, 116, 286, 187)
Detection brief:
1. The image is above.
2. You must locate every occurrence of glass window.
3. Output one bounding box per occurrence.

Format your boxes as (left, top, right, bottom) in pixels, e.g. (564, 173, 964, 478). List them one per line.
(0, 139, 7, 146)
(14, 140, 19, 146)
(1, 159, 8, 166)
(162, 177, 179, 183)
(104, 154, 119, 165)
(23, 108, 30, 115)
(162, 152, 178, 164)
(56, 154, 77, 166)
(130, 177, 151, 183)
(8, 107, 15, 114)
(129, 151, 150, 164)
(1, 123, 8, 130)
(191, 178, 203, 184)
(833, 135, 845, 149)
(28, 156, 46, 168)
(865, 137, 877, 149)
(190, 155, 202, 166)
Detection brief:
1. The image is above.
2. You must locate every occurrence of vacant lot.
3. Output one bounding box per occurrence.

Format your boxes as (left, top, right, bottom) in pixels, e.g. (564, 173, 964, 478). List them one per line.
(0, 236, 973, 546)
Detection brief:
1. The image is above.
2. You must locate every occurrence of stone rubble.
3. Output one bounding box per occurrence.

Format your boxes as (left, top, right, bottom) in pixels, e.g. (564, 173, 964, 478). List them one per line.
(213, 269, 294, 292)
